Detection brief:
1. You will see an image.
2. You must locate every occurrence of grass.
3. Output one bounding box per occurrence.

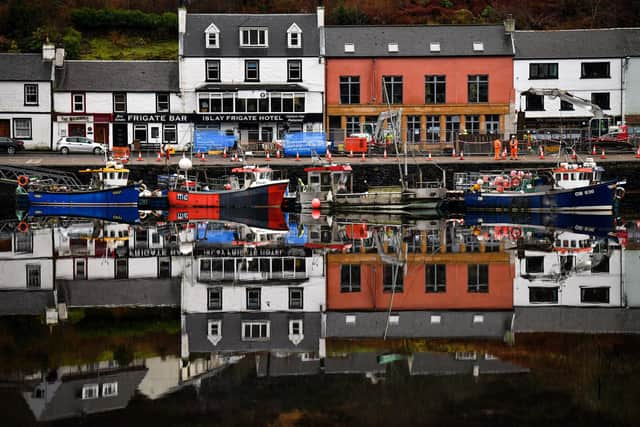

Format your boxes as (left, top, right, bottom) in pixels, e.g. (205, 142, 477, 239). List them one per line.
(80, 34, 177, 60)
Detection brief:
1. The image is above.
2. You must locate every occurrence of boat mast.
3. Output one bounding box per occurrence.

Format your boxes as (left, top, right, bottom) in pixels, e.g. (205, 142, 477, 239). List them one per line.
(382, 82, 405, 191)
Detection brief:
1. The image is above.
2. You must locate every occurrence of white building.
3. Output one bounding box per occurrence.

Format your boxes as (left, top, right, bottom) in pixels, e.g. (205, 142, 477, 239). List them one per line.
(178, 7, 325, 146)
(53, 60, 191, 151)
(514, 231, 623, 307)
(0, 45, 59, 150)
(0, 228, 54, 289)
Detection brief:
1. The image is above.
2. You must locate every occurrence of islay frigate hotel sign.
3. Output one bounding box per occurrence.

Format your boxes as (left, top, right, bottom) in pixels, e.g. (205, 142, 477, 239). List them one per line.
(114, 113, 321, 123)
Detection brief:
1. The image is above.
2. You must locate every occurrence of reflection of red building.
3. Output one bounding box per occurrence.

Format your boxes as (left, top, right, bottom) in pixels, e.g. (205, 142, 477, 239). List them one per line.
(326, 252, 514, 311)
(325, 23, 515, 148)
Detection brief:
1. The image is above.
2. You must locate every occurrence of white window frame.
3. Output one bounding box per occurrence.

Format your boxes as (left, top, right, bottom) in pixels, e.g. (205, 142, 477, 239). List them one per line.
(163, 124, 177, 143)
(240, 27, 268, 47)
(26, 263, 41, 288)
(74, 258, 87, 280)
(156, 93, 170, 113)
(204, 23, 220, 48)
(72, 93, 85, 112)
(207, 319, 222, 345)
(13, 118, 32, 139)
(241, 321, 270, 341)
(133, 123, 147, 143)
(24, 84, 38, 105)
(206, 59, 220, 82)
(287, 60, 302, 82)
(102, 382, 118, 397)
(113, 92, 127, 113)
(344, 43, 355, 53)
(429, 42, 441, 52)
(388, 43, 399, 53)
(473, 41, 484, 52)
(288, 319, 304, 345)
(82, 384, 99, 400)
(287, 23, 302, 48)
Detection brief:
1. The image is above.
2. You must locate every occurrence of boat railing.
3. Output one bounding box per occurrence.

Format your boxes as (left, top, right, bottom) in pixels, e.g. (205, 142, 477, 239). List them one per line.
(453, 172, 482, 191)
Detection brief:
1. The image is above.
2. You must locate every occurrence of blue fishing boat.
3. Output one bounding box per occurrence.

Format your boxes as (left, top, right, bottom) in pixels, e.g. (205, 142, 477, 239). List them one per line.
(19, 160, 139, 207)
(459, 158, 625, 212)
(26, 205, 140, 224)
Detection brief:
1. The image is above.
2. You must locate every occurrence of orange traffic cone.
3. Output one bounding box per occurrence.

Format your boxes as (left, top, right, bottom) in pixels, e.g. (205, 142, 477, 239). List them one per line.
(361, 152, 366, 162)
(592, 145, 597, 156)
(296, 151, 300, 161)
(427, 152, 432, 161)
(501, 148, 507, 160)
(451, 147, 456, 158)
(459, 150, 465, 160)
(538, 146, 545, 159)
(266, 151, 271, 161)
(326, 150, 332, 161)
(200, 152, 207, 162)
(197, 150, 202, 160)
(156, 151, 162, 162)
(276, 149, 281, 159)
(635, 146, 640, 159)
(600, 148, 607, 159)
(383, 148, 388, 159)
(349, 150, 353, 158)
(223, 147, 227, 158)
(137, 151, 143, 161)
(571, 149, 577, 160)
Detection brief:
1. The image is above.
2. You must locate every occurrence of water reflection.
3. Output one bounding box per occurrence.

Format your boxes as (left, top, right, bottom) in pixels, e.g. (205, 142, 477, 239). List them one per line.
(1, 207, 639, 424)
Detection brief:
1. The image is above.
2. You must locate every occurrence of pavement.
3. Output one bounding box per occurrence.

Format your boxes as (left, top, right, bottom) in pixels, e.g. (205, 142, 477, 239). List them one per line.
(1, 151, 639, 168)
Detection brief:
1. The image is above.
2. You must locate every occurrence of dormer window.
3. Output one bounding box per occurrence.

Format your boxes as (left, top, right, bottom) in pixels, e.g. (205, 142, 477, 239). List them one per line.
(473, 41, 484, 52)
(287, 23, 302, 48)
(429, 42, 441, 52)
(204, 23, 220, 48)
(344, 43, 355, 53)
(240, 27, 268, 47)
(388, 43, 399, 53)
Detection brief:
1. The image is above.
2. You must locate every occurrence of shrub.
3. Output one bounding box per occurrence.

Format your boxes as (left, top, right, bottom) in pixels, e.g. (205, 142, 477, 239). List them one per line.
(63, 28, 82, 60)
(70, 8, 177, 37)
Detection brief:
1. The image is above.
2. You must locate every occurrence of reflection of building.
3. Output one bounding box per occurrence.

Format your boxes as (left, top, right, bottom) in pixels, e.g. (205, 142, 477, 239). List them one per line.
(514, 307, 640, 333)
(514, 231, 623, 306)
(0, 228, 54, 289)
(408, 352, 528, 376)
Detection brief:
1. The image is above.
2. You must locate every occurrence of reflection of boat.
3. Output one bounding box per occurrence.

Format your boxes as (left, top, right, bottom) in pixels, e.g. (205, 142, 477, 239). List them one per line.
(167, 207, 288, 231)
(21, 160, 139, 207)
(26, 205, 140, 224)
(168, 166, 289, 208)
(459, 159, 625, 212)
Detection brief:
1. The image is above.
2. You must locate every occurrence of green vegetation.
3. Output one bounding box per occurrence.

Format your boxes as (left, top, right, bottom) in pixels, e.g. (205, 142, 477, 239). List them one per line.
(70, 8, 177, 38)
(80, 34, 177, 60)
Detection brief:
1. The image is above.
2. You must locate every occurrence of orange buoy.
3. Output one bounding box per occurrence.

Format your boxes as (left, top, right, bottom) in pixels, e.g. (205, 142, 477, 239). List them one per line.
(17, 221, 29, 233)
(17, 175, 29, 187)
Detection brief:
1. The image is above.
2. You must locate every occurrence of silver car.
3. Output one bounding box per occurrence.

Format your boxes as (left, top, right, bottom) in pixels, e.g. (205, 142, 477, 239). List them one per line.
(56, 136, 108, 154)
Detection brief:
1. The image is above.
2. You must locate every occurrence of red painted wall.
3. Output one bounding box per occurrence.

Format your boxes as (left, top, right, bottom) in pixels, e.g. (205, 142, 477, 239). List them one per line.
(326, 57, 514, 105)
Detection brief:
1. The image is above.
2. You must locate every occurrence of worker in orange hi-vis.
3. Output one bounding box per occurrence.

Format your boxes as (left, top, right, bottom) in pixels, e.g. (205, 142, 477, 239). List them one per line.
(509, 135, 519, 160)
(493, 138, 502, 160)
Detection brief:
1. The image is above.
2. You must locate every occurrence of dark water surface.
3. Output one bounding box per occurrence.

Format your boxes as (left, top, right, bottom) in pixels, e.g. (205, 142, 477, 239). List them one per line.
(1, 196, 639, 426)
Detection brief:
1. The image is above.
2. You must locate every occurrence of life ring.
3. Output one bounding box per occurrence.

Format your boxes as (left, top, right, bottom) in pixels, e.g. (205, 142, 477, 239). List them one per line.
(511, 227, 522, 239)
(139, 211, 148, 220)
(511, 177, 521, 187)
(139, 183, 147, 192)
(615, 187, 625, 200)
(17, 221, 29, 233)
(17, 175, 29, 187)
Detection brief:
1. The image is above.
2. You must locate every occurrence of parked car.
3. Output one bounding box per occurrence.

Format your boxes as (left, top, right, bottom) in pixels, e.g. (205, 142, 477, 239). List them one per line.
(55, 136, 108, 154)
(0, 137, 25, 155)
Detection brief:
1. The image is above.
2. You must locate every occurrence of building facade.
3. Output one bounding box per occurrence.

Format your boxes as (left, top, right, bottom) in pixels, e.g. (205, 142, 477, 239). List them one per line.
(178, 8, 325, 147)
(324, 23, 515, 149)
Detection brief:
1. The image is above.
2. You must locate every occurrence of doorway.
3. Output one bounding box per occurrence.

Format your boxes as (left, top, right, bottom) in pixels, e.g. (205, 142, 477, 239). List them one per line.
(0, 119, 9, 137)
(112, 123, 128, 148)
(94, 124, 109, 145)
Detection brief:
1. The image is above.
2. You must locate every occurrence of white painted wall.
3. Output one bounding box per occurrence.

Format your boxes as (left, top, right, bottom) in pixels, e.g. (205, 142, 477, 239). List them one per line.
(0, 81, 52, 112)
(514, 58, 623, 120)
(624, 57, 640, 118)
(0, 260, 54, 289)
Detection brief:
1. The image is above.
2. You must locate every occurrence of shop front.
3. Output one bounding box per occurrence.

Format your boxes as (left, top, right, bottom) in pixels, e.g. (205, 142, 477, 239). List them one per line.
(113, 113, 193, 153)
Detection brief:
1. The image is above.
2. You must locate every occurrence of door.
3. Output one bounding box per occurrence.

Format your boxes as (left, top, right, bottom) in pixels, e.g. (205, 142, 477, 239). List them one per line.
(149, 125, 161, 145)
(0, 120, 9, 137)
(68, 124, 86, 137)
(112, 123, 128, 147)
(94, 124, 109, 145)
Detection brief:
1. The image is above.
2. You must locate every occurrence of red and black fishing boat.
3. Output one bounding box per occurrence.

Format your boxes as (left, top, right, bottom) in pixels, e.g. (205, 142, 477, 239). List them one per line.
(168, 166, 289, 208)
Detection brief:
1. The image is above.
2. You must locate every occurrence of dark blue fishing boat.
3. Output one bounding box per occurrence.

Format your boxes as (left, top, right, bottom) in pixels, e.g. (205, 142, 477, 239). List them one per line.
(26, 205, 140, 224)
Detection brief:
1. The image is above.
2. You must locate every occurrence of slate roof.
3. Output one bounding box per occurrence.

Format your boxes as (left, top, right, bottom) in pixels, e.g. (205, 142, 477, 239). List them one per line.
(55, 61, 179, 92)
(0, 290, 55, 315)
(57, 278, 180, 307)
(515, 28, 640, 59)
(0, 53, 52, 81)
(409, 352, 529, 376)
(325, 25, 514, 57)
(514, 307, 640, 334)
(186, 312, 321, 353)
(326, 311, 513, 339)
(184, 13, 320, 57)
(324, 352, 386, 374)
(256, 353, 321, 377)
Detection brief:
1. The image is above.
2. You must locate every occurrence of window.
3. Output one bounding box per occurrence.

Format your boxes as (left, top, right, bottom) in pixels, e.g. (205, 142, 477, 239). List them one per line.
(529, 287, 559, 303)
(293, 93, 305, 113)
(133, 124, 147, 142)
(289, 319, 303, 336)
(14, 118, 32, 139)
(26, 264, 41, 288)
(344, 43, 355, 53)
(246, 287, 261, 310)
(485, 114, 500, 134)
(430, 315, 442, 324)
(289, 287, 303, 309)
(425, 75, 446, 104)
(468, 75, 488, 103)
(158, 257, 171, 278)
(115, 259, 128, 279)
(14, 232, 32, 253)
(581, 287, 610, 303)
(340, 76, 360, 104)
(468, 264, 488, 293)
(74, 259, 87, 280)
(346, 116, 360, 135)
(526, 256, 544, 273)
(340, 264, 361, 292)
(163, 124, 177, 143)
(581, 62, 610, 79)
(205, 23, 220, 48)
(427, 115, 440, 143)
(245, 60, 259, 81)
(287, 60, 302, 82)
(206, 60, 220, 81)
(102, 382, 118, 397)
(240, 28, 268, 47)
(445, 115, 459, 142)
(429, 42, 441, 52)
(24, 84, 38, 105)
(406, 115, 420, 143)
(208, 287, 222, 310)
(425, 264, 446, 293)
(382, 76, 403, 104)
(207, 319, 222, 345)
(560, 100, 574, 111)
(156, 93, 169, 112)
(526, 94, 544, 111)
(388, 43, 399, 52)
(591, 92, 610, 110)
(465, 115, 480, 134)
(151, 127, 159, 138)
(529, 63, 558, 79)
(242, 321, 270, 340)
(82, 384, 99, 400)
(383, 265, 403, 293)
(72, 93, 85, 112)
(287, 24, 302, 48)
(113, 93, 127, 113)
(472, 41, 484, 51)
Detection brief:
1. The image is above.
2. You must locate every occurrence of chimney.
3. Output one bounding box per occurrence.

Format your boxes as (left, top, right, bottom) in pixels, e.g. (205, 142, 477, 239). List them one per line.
(42, 43, 55, 62)
(317, 6, 325, 28)
(504, 15, 515, 35)
(54, 48, 65, 67)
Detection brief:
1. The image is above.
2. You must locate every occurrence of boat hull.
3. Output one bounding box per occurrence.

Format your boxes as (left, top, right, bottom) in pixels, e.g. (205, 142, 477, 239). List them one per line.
(168, 181, 288, 208)
(465, 180, 617, 212)
(27, 185, 139, 207)
(167, 207, 288, 230)
(27, 206, 140, 224)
